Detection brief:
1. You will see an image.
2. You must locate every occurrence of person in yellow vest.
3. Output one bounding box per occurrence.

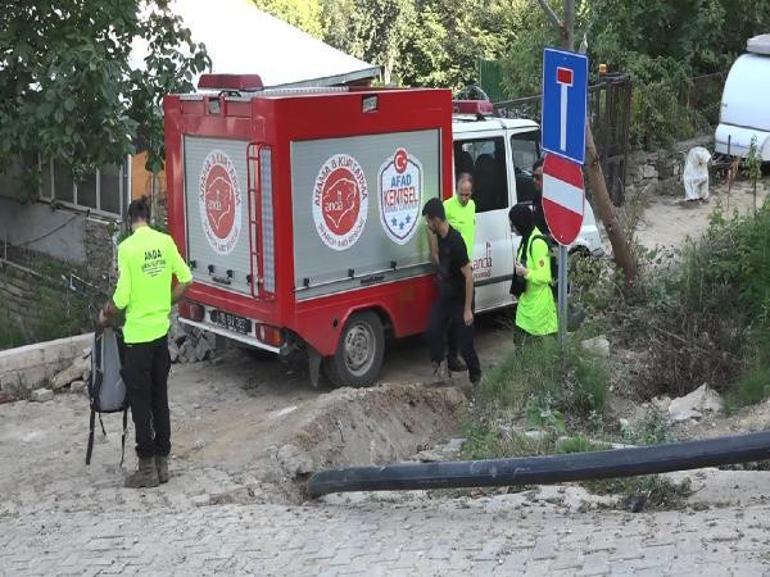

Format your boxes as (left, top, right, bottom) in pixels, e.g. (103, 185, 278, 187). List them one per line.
(99, 197, 192, 488)
(508, 203, 558, 337)
(429, 173, 477, 372)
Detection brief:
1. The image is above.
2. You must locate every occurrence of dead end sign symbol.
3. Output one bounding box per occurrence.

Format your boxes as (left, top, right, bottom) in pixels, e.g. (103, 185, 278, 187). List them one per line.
(556, 67, 573, 152)
(541, 48, 588, 165)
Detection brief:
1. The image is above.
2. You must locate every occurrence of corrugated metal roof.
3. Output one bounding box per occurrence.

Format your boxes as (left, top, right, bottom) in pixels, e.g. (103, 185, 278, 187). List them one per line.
(131, 0, 380, 88)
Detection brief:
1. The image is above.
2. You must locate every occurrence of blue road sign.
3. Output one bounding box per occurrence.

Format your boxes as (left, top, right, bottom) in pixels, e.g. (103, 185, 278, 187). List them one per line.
(541, 48, 589, 165)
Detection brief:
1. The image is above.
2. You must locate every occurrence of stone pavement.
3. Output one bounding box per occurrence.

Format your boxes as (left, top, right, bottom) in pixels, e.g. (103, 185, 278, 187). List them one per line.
(2, 491, 770, 577)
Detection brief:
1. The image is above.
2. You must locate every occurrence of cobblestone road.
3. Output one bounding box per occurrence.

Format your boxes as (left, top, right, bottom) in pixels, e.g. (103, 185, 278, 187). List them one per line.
(3, 490, 770, 577)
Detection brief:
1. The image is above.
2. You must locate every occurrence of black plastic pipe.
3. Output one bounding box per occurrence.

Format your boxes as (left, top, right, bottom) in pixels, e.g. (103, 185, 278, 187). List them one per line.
(307, 431, 770, 498)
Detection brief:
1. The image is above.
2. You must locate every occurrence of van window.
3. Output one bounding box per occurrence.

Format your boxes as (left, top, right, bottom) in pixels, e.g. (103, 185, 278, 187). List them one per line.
(511, 131, 541, 203)
(454, 137, 508, 213)
(511, 131, 540, 171)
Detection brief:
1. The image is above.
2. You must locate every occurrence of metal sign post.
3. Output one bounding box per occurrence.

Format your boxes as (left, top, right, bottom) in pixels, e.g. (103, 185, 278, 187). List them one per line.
(558, 245, 568, 346)
(541, 47, 589, 347)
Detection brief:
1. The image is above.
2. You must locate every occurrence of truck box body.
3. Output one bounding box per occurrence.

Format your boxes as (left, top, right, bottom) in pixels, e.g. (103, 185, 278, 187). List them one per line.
(164, 87, 453, 362)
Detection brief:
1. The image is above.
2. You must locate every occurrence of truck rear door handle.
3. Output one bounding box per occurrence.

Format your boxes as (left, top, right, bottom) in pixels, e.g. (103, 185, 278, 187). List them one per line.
(211, 275, 232, 286)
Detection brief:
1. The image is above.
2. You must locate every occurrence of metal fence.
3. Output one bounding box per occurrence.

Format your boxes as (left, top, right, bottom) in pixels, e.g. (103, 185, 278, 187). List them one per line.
(493, 74, 632, 205)
(489, 70, 727, 205)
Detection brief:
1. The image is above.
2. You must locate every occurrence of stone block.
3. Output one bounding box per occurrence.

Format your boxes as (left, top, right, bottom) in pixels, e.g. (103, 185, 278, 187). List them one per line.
(51, 355, 90, 390)
(656, 157, 674, 179)
(581, 336, 611, 358)
(31, 388, 54, 402)
(642, 164, 659, 180)
(0, 372, 22, 395)
(70, 380, 87, 395)
(194, 339, 211, 362)
(169, 340, 180, 364)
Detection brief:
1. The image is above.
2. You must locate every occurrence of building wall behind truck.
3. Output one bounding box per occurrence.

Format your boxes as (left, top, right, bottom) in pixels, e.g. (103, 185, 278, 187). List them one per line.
(0, 197, 87, 264)
(0, 198, 118, 302)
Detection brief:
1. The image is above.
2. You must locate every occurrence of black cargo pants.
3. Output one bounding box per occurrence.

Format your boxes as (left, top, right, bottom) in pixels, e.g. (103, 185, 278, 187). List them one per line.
(122, 335, 172, 459)
(447, 292, 475, 362)
(427, 287, 481, 380)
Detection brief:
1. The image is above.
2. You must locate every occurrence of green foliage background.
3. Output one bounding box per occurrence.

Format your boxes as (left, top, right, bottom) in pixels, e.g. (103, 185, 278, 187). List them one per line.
(254, 0, 770, 148)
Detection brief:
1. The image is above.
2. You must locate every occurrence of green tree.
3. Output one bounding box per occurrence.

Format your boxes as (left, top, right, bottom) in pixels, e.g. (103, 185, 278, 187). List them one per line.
(251, 0, 324, 37)
(402, 0, 527, 90)
(321, 0, 416, 84)
(0, 0, 210, 186)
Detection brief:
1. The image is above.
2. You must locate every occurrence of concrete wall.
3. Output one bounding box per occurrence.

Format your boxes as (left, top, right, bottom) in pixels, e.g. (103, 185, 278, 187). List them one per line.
(0, 333, 93, 397)
(0, 198, 87, 264)
(0, 198, 118, 286)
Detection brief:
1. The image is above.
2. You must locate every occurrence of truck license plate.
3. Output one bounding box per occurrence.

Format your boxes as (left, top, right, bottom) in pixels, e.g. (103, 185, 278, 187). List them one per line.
(210, 310, 252, 335)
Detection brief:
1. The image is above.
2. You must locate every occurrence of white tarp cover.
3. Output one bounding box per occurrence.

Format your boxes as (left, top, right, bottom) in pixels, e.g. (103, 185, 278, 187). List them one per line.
(683, 146, 712, 201)
(747, 34, 770, 56)
(131, 0, 380, 88)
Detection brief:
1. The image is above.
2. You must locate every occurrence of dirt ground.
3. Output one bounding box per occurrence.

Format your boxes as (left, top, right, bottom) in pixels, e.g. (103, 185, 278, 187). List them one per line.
(0, 314, 512, 516)
(634, 177, 770, 251)
(3, 177, 770, 523)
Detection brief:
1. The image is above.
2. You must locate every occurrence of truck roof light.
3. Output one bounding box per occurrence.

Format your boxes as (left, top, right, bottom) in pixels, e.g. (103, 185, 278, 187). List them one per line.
(452, 99, 494, 116)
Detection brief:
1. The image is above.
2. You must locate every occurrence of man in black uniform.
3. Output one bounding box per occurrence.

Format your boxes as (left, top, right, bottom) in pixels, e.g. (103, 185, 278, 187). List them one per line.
(422, 198, 481, 385)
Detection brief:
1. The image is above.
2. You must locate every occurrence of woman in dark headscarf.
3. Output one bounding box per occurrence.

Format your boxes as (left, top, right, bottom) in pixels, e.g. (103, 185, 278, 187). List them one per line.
(508, 203, 558, 336)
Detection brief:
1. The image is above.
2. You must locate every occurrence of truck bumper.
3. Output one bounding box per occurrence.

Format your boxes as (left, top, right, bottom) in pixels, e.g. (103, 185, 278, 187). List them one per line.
(178, 317, 283, 355)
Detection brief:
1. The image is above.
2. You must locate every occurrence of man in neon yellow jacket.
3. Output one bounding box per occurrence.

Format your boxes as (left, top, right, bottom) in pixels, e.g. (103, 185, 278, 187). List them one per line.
(100, 197, 192, 488)
(508, 204, 558, 336)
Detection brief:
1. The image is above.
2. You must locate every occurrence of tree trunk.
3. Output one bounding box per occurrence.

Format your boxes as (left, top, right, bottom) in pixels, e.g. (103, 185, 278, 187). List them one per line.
(560, 0, 636, 283)
(585, 127, 636, 283)
(563, 0, 574, 54)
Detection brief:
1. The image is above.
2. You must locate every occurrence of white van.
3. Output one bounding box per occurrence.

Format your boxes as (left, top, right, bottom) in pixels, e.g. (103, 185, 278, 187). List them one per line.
(715, 34, 770, 160)
(452, 114, 605, 312)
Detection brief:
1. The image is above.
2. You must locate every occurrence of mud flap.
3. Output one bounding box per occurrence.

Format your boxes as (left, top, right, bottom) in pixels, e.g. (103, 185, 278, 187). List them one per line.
(308, 347, 322, 388)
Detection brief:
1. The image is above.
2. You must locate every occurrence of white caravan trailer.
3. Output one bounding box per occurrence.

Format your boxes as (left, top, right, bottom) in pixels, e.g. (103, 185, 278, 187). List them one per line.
(715, 34, 770, 161)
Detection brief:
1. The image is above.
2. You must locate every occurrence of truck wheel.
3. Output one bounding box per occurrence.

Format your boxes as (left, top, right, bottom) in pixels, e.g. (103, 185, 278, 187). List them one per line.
(323, 311, 384, 388)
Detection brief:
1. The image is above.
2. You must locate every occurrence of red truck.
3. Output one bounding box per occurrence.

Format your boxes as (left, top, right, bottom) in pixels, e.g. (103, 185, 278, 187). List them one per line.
(164, 74, 602, 387)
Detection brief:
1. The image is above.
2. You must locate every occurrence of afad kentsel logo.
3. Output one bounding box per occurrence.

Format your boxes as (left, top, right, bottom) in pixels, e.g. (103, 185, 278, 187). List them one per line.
(312, 153, 369, 251)
(198, 150, 242, 256)
(378, 148, 423, 245)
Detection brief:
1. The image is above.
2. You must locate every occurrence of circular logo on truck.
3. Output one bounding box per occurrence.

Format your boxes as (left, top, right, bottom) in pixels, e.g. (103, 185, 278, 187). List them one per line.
(378, 148, 423, 245)
(312, 154, 369, 251)
(198, 150, 242, 256)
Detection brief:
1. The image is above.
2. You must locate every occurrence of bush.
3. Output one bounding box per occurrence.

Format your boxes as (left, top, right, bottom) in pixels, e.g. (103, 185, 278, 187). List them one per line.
(0, 305, 26, 350)
(462, 335, 611, 460)
(581, 199, 770, 401)
(476, 335, 609, 426)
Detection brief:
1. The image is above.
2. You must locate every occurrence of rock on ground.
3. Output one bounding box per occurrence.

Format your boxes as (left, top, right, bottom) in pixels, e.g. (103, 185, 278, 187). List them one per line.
(50, 354, 90, 390)
(669, 384, 723, 422)
(580, 336, 610, 358)
(31, 388, 54, 402)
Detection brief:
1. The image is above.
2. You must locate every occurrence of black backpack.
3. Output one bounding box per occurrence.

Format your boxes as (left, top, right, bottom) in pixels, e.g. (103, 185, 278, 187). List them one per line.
(86, 327, 129, 466)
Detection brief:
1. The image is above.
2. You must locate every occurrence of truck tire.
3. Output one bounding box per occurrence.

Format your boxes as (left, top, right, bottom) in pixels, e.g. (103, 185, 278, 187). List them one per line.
(323, 311, 385, 388)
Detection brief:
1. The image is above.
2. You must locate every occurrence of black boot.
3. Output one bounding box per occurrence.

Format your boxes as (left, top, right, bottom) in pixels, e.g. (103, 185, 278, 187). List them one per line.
(155, 455, 169, 484)
(447, 356, 467, 372)
(125, 457, 160, 489)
